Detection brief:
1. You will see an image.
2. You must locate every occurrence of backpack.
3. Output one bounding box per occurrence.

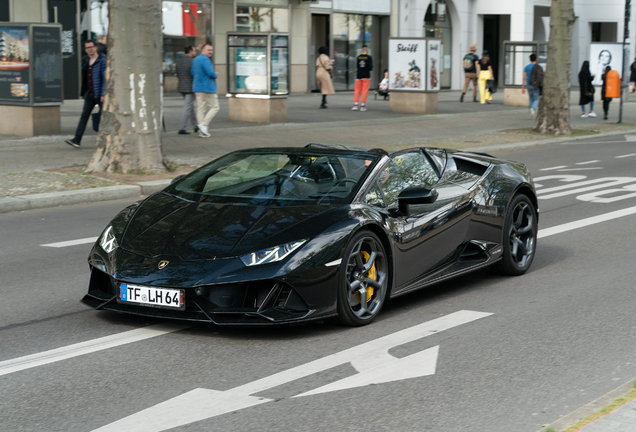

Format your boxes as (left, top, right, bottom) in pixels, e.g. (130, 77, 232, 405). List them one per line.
(529, 63, 544, 88)
(463, 54, 475, 72)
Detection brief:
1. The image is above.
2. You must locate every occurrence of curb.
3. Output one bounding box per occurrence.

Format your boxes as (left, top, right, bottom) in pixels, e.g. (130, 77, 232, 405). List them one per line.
(536, 377, 636, 432)
(2, 127, 636, 214)
(0, 180, 172, 214)
(467, 127, 636, 154)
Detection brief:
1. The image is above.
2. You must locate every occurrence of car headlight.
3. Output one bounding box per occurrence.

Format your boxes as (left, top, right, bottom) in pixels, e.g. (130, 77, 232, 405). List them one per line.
(241, 239, 307, 267)
(99, 226, 119, 254)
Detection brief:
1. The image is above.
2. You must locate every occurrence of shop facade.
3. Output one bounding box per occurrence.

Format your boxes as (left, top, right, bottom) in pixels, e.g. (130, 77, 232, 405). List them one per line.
(1, 0, 634, 98)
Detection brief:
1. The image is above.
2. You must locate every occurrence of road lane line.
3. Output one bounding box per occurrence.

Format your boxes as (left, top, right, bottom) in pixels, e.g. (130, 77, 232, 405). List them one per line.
(616, 154, 636, 158)
(556, 167, 603, 171)
(538, 205, 636, 238)
(41, 237, 98, 248)
(575, 160, 600, 165)
(540, 165, 568, 171)
(0, 322, 190, 377)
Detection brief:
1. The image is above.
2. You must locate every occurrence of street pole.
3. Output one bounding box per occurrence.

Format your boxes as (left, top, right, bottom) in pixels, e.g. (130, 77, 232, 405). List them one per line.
(619, 0, 631, 123)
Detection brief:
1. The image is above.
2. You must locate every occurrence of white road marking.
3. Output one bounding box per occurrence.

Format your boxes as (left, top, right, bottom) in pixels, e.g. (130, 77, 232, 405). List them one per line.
(540, 165, 568, 171)
(92, 310, 492, 432)
(41, 237, 98, 248)
(0, 323, 190, 377)
(625, 135, 636, 142)
(616, 153, 636, 158)
(538, 205, 636, 238)
(536, 177, 636, 199)
(557, 167, 603, 171)
(575, 160, 600, 165)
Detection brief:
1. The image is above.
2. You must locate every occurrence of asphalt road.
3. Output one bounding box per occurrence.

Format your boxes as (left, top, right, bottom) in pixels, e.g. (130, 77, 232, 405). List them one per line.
(1, 134, 636, 432)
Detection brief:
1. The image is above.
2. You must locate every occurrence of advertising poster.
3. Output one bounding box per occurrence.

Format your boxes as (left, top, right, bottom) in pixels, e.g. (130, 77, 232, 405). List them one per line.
(389, 39, 426, 91)
(236, 48, 268, 92)
(32, 26, 63, 103)
(590, 43, 623, 85)
(427, 39, 441, 91)
(0, 26, 30, 103)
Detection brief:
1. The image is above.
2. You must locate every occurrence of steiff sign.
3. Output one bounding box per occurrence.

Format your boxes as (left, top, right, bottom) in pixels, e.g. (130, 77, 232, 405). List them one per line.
(389, 38, 441, 92)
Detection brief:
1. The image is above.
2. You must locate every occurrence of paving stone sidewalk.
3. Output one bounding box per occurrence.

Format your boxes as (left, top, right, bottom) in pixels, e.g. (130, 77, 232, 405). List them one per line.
(2, 90, 636, 209)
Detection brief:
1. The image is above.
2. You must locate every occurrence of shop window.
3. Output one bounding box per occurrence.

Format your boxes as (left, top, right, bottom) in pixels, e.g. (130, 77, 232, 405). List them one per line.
(235, 6, 289, 33)
(332, 13, 373, 91)
(89, 0, 212, 75)
(591, 22, 618, 42)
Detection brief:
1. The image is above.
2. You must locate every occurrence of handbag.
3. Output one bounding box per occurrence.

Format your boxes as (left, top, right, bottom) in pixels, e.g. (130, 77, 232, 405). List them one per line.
(486, 79, 497, 94)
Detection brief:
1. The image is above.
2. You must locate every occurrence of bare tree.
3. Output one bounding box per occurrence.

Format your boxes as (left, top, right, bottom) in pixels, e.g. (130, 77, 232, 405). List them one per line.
(87, 0, 168, 173)
(533, 0, 576, 135)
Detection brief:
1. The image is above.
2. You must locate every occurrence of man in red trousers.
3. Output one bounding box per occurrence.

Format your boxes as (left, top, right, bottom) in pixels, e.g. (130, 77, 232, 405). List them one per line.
(352, 45, 373, 112)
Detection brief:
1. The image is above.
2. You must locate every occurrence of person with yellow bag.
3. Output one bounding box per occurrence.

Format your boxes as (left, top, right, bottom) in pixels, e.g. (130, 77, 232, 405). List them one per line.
(478, 51, 495, 104)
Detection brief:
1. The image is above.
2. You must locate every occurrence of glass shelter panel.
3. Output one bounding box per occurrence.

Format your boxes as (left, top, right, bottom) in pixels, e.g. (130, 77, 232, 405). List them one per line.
(271, 35, 289, 95)
(228, 35, 268, 94)
(504, 43, 539, 86)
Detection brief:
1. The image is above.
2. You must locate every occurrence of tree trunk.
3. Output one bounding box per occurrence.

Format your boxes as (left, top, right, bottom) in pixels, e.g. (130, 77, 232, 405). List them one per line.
(87, 0, 167, 173)
(533, 0, 576, 136)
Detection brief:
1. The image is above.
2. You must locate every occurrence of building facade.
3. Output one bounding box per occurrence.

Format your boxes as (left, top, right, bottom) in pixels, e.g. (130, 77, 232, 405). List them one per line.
(0, 0, 633, 99)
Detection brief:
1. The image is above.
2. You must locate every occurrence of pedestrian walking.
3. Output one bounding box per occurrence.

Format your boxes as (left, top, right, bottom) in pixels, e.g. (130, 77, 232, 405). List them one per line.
(176, 45, 198, 135)
(316, 46, 335, 109)
(578, 60, 596, 118)
(629, 57, 636, 93)
(191, 43, 219, 138)
(65, 39, 107, 148)
(478, 51, 494, 105)
(460, 44, 480, 103)
(521, 53, 543, 119)
(352, 45, 373, 111)
(601, 65, 613, 120)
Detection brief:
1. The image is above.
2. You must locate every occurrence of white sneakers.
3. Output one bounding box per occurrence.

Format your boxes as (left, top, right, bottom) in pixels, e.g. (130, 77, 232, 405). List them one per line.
(530, 108, 535, 119)
(198, 124, 210, 138)
(352, 105, 367, 111)
(588, 112, 597, 118)
(351, 105, 359, 111)
(360, 106, 367, 112)
(581, 113, 588, 118)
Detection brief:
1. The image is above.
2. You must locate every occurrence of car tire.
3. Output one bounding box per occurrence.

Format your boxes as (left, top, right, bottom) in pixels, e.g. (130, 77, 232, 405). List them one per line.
(336, 230, 389, 326)
(492, 194, 538, 276)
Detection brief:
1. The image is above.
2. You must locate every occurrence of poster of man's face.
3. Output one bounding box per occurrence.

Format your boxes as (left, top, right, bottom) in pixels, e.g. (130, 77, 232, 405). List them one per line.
(590, 43, 623, 85)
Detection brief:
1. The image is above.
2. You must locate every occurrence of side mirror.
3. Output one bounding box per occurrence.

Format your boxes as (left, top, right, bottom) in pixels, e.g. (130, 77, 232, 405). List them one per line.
(170, 174, 187, 184)
(398, 187, 438, 216)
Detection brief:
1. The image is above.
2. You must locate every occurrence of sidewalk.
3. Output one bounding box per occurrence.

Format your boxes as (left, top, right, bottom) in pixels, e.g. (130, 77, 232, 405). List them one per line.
(1, 90, 636, 212)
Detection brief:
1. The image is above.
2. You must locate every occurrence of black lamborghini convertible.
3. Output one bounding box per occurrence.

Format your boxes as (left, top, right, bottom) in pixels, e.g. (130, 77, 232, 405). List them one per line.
(82, 145, 538, 326)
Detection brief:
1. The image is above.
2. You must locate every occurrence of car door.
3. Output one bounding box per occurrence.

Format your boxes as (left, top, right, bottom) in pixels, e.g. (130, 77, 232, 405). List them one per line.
(375, 150, 473, 290)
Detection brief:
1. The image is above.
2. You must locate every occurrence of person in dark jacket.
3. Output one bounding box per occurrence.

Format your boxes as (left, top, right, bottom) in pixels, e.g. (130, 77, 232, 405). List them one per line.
(66, 39, 107, 148)
(351, 45, 373, 111)
(601, 65, 613, 120)
(578, 60, 596, 118)
(176, 45, 197, 134)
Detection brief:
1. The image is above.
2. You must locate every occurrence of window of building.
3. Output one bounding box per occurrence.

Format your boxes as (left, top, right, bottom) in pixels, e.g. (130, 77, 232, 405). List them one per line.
(424, 0, 451, 88)
(591, 22, 618, 42)
(332, 13, 373, 91)
(235, 6, 289, 33)
(89, 0, 212, 75)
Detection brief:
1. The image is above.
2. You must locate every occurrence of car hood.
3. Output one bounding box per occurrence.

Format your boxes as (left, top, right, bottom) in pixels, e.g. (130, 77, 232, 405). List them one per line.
(120, 193, 339, 260)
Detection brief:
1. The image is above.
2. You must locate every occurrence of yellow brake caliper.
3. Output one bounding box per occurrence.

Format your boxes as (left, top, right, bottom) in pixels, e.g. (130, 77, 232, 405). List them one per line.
(354, 251, 376, 304)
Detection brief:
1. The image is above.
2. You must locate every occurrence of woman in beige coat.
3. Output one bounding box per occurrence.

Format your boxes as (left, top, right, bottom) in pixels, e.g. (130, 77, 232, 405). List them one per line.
(316, 46, 335, 109)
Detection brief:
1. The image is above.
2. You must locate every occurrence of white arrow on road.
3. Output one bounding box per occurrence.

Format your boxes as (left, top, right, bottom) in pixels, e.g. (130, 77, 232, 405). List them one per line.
(93, 310, 492, 432)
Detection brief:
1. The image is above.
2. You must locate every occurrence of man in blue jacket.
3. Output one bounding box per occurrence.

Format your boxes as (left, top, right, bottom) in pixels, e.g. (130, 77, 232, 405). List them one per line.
(66, 39, 107, 148)
(191, 44, 218, 138)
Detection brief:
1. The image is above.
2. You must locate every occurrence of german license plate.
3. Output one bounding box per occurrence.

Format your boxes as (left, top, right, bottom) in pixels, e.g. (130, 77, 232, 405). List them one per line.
(118, 283, 185, 310)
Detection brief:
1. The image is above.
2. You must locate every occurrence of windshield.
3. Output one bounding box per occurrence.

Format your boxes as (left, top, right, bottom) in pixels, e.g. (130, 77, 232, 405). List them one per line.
(163, 150, 378, 205)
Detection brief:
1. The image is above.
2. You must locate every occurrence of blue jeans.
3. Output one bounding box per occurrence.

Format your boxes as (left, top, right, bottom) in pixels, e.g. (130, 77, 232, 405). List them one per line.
(528, 86, 540, 111)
